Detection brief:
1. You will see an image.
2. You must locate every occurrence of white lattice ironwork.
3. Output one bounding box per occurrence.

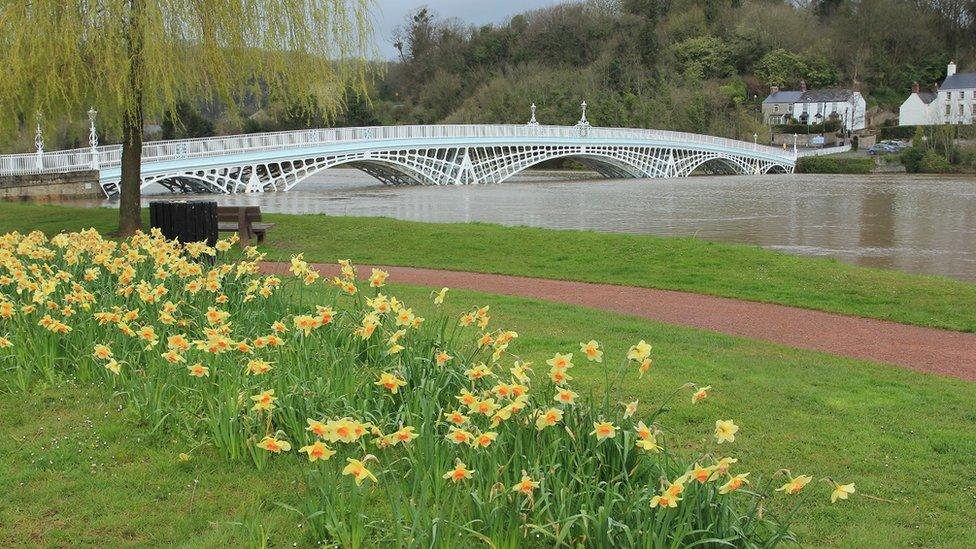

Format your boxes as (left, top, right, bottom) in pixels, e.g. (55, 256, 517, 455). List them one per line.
(0, 123, 799, 196)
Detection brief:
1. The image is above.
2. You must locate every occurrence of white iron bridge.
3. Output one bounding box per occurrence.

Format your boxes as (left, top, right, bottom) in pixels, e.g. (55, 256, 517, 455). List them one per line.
(0, 124, 807, 197)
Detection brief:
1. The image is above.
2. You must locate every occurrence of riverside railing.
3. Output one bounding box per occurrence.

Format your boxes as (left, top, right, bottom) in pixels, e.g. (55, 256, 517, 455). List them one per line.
(0, 124, 796, 176)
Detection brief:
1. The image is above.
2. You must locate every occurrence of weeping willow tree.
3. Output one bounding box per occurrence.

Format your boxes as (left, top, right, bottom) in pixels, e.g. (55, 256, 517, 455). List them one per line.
(0, 1, 373, 235)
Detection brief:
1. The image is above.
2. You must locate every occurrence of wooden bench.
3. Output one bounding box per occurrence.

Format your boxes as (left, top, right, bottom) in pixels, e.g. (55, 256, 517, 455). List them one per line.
(216, 206, 276, 248)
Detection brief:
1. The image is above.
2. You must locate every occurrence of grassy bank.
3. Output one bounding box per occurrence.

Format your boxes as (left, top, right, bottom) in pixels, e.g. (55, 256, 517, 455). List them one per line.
(2, 201, 975, 332)
(3, 282, 975, 547)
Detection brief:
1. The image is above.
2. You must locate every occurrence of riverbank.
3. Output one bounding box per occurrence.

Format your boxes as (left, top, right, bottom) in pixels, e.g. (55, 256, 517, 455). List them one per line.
(2, 201, 975, 332)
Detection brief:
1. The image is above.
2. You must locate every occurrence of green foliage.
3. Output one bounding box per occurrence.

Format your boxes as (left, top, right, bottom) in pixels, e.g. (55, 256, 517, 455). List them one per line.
(900, 147, 925, 173)
(671, 36, 735, 78)
(161, 102, 215, 140)
(755, 49, 806, 87)
(918, 149, 953, 173)
(795, 156, 874, 174)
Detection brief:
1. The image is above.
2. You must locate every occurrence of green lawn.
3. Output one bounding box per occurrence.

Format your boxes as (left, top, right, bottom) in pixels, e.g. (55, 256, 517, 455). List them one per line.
(3, 283, 975, 547)
(2, 201, 976, 332)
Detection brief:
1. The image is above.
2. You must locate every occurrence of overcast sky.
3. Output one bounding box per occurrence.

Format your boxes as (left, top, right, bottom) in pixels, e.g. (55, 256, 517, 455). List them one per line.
(371, 0, 566, 59)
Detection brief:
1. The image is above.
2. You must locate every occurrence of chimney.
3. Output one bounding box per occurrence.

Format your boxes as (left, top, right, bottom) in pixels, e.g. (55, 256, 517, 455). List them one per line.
(912, 81, 920, 94)
(770, 85, 779, 95)
(948, 60, 957, 77)
(799, 80, 807, 92)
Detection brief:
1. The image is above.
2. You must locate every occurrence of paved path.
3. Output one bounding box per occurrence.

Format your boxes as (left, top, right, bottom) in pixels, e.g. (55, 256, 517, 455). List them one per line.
(262, 262, 976, 382)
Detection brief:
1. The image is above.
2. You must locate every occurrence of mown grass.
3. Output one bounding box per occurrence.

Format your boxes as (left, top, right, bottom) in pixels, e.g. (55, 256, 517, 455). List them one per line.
(2, 201, 975, 332)
(3, 282, 975, 547)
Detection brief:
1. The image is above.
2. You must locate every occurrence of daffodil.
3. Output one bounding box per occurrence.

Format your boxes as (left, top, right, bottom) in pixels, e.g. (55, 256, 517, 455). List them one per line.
(342, 458, 378, 485)
(104, 359, 121, 375)
(692, 385, 712, 404)
(306, 419, 329, 438)
(251, 389, 277, 412)
(246, 358, 273, 375)
(432, 287, 449, 305)
(512, 474, 540, 496)
(691, 464, 715, 484)
(535, 408, 564, 430)
(546, 352, 574, 370)
(635, 421, 654, 440)
(443, 410, 470, 425)
(831, 482, 856, 503)
(719, 473, 750, 494)
(650, 492, 680, 509)
(580, 340, 603, 362)
(375, 372, 407, 394)
(256, 436, 292, 453)
(435, 351, 453, 366)
(392, 426, 419, 445)
(187, 363, 210, 377)
(447, 427, 473, 445)
(471, 431, 498, 448)
(591, 421, 618, 441)
(623, 400, 639, 418)
(776, 474, 813, 495)
(554, 389, 579, 405)
(627, 340, 652, 361)
(714, 419, 739, 444)
(92, 344, 113, 360)
(443, 460, 474, 483)
(299, 441, 336, 462)
(369, 268, 389, 288)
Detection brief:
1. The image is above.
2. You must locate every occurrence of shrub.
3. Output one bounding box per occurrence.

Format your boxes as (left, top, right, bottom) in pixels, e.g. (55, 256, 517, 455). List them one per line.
(795, 156, 873, 174)
(0, 229, 857, 546)
(900, 146, 925, 173)
(918, 149, 952, 173)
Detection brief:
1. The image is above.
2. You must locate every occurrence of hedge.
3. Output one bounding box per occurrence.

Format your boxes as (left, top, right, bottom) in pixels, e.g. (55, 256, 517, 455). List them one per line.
(794, 156, 875, 174)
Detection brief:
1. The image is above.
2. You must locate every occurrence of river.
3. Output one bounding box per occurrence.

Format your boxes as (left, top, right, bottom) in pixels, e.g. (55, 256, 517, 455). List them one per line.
(60, 170, 976, 282)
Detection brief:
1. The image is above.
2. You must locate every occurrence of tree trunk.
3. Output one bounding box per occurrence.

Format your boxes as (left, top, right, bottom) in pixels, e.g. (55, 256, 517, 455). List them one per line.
(118, 110, 143, 236)
(118, 0, 144, 237)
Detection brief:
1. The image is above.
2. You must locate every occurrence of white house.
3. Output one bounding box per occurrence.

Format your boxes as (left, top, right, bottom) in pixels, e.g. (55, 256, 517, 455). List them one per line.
(898, 82, 939, 125)
(763, 81, 866, 131)
(899, 61, 976, 126)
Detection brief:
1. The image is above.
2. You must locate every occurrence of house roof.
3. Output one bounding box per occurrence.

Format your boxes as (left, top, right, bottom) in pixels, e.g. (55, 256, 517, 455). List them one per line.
(917, 92, 938, 104)
(940, 72, 976, 90)
(796, 89, 858, 103)
(762, 91, 803, 104)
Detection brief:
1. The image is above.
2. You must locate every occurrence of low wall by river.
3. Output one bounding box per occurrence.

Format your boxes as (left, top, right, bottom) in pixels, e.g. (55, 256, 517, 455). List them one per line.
(0, 171, 102, 200)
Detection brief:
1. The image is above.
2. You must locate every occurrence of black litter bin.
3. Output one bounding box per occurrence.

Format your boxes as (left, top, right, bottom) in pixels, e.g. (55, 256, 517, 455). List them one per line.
(149, 200, 218, 246)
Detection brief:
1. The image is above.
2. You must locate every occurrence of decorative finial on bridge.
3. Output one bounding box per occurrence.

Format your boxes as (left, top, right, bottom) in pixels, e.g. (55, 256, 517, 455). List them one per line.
(527, 103, 538, 126)
(34, 112, 44, 154)
(577, 101, 590, 127)
(88, 107, 100, 169)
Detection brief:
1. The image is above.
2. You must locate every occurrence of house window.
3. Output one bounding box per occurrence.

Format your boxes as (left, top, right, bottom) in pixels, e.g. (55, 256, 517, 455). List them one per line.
(946, 104, 951, 116)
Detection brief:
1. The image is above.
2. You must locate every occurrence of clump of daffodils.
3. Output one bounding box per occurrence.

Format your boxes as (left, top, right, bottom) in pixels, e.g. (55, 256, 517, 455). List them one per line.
(0, 229, 855, 546)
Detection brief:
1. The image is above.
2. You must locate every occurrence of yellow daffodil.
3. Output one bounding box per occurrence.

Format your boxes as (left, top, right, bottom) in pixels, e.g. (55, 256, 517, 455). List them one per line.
(535, 408, 564, 430)
(246, 358, 273, 375)
(432, 287, 449, 305)
(627, 340, 652, 361)
(546, 352, 574, 370)
(392, 426, 419, 445)
(831, 482, 856, 503)
(719, 473, 750, 494)
(369, 268, 389, 288)
(443, 410, 470, 425)
(471, 431, 498, 448)
(692, 385, 712, 404)
(435, 351, 453, 366)
(591, 421, 618, 441)
(580, 340, 603, 362)
(306, 419, 329, 438)
(554, 388, 579, 405)
(691, 464, 716, 484)
(623, 399, 639, 419)
(650, 491, 680, 509)
(714, 419, 739, 444)
(256, 436, 291, 453)
(776, 474, 813, 495)
(251, 389, 277, 412)
(512, 474, 540, 496)
(443, 460, 474, 483)
(104, 359, 121, 375)
(375, 372, 407, 394)
(0, 336, 11, 349)
(92, 344, 113, 360)
(342, 458, 378, 485)
(299, 441, 336, 462)
(187, 363, 210, 377)
(635, 420, 653, 440)
(447, 427, 473, 445)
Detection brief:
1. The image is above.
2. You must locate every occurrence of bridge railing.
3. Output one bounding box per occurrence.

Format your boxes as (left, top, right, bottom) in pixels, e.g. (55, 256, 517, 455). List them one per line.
(0, 124, 794, 176)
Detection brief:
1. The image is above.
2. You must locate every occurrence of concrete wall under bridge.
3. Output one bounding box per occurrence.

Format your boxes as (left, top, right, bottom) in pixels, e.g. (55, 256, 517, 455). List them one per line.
(0, 170, 102, 200)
